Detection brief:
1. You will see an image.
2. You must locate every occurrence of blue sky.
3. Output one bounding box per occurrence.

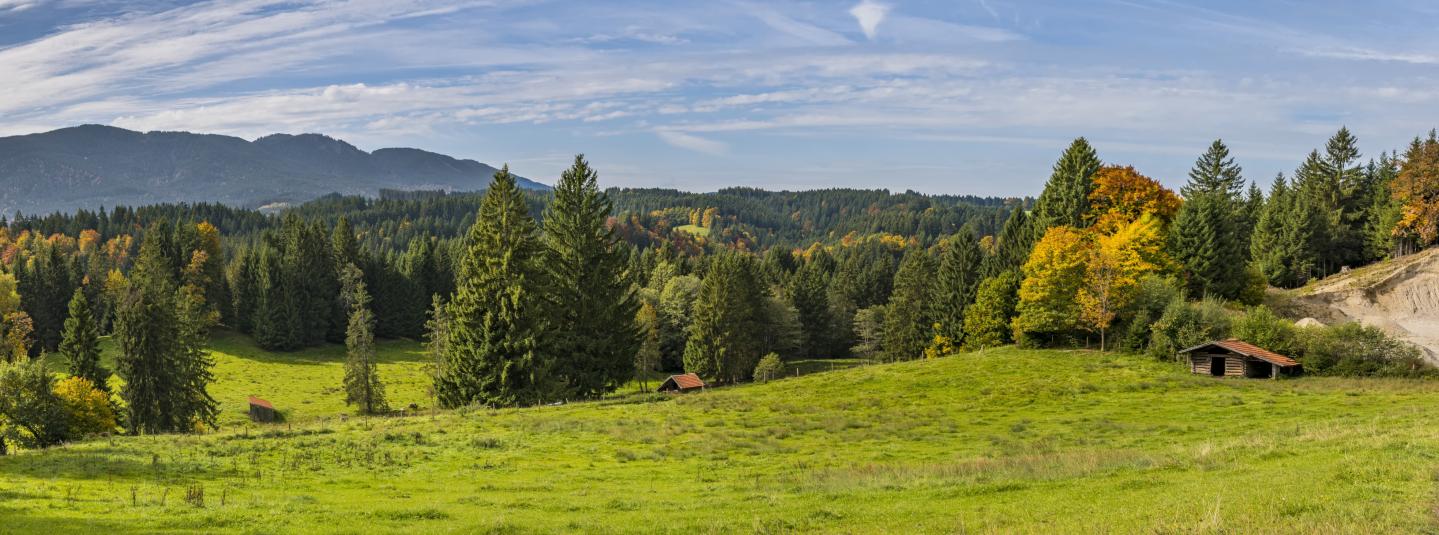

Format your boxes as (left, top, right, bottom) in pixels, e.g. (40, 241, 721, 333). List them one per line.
(1, 0, 1437, 195)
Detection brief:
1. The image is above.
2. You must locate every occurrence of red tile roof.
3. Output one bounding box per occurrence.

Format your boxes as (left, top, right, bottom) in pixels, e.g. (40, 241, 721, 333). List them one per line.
(1180, 338, 1300, 367)
(661, 373, 706, 391)
(248, 396, 274, 410)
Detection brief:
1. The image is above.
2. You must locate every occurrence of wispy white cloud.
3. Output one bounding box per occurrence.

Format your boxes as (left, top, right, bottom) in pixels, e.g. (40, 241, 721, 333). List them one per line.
(656, 130, 727, 155)
(1295, 46, 1439, 65)
(742, 1, 850, 46)
(849, 0, 890, 40)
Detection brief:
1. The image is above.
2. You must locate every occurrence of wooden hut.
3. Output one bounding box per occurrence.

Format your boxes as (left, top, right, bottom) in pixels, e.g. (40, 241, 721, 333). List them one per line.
(248, 396, 277, 422)
(657, 373, 706, 393)
(1178, 339, 1300, 379)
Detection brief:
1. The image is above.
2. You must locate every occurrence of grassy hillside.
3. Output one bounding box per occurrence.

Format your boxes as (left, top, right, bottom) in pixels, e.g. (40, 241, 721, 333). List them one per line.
(8, 347, 1439, 533)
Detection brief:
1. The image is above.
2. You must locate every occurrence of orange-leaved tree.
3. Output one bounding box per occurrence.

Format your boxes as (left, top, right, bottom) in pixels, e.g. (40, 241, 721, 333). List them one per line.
(1394, 131, 1439, 247)
(1087, 165, 1181, 233)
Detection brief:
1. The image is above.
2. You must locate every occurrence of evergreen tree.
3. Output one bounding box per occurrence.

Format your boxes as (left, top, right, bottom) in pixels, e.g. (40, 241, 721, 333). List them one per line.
(789, 259, 835, 357)
(58, 288, 105, 390)
(880, 248, 937, 361)
(174, 282, 219, 430)
(1251, 174, 1320, 287)
(1170, 193, 1245, 299)
(981, 204, 1031, 277)
(340, 264, 386, 414)
(1029, 138, 1102, 238)
(542, 155, 640, 399)
(930, 229, 982, 346)
(683, 252, 765, 382)
(228, 248, 259, 334)
(252, 247, 300, 350)
(435, 167, 554, 407)
(1182, 139, 1246, 199)
(115, 221, 216, 433)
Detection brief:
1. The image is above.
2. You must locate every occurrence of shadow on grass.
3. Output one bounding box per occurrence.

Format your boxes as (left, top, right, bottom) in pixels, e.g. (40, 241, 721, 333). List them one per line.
(0, 445, 214, 481)
(207, 330, 429, 366)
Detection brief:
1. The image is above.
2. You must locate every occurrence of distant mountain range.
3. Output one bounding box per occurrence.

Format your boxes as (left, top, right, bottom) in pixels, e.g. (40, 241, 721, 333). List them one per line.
(0, 125, 547, 215)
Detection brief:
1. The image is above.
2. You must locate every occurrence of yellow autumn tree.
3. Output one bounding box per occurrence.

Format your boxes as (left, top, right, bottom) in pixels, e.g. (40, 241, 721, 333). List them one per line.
(1012, 226, 1090, 345)
(54, 376, 117, 436)
(1077, 214, 1171, 350)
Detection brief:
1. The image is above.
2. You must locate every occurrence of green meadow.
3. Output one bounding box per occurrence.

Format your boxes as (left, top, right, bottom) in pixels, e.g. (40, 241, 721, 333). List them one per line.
(8, 346, 1439, 533)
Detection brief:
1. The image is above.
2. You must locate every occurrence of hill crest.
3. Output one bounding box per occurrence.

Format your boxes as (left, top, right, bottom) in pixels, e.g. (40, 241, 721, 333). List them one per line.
(0, 124, 547, 215)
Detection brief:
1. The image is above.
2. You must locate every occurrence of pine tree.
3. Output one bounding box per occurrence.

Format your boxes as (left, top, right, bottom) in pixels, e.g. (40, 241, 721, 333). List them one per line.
(59, 288, 105, 390)
(1029, 138, 1102, 238)
(930, 229, 982, 347)
(115, 222, 216, 434)
(542, 155, 640, 399)
(435, 166, 554, 408)
(789, 259, 834, 357)
(1170, 193, 1245, 299)
(174, 282, 219, 431)
(1251, 174, 1320, 287)
(1182, 140, 1246, 199)
(683, 253, 766, 382)
(980, 205, 1031, 277)
(340, 263, 386, 414)
(880, 248, 937, 361)
(1171, 140, 1250, 299)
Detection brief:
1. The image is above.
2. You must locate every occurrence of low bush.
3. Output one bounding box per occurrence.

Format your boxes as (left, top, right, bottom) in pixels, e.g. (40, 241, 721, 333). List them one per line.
(1297, 323, 1431, 377)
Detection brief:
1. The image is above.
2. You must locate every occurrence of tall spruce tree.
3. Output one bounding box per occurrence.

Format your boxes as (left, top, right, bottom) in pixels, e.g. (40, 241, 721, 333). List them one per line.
(1029, 138, 1102, 238)
(542, 155, 640, 399)
(435, 166, 554, 407)
(1250, 174, 1320, 287)
(59, 288, 105, 390)
(980, 205, 1031, 277)
(1170, 193, 1244, 299)
(683, 252, 765, 382)
(1171, 140, 1249, 299)
(115, 221, 216, 433)
(789, 259, 835, 357)
(880, 248, 937, 361)
(930, 229, 982, 346)
(340, 263, 386, 414)
(1182, 140, 1246, 199)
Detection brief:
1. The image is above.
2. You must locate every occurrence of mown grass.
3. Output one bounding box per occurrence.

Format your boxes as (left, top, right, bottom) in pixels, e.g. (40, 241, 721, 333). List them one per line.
(9, 346, 1439, 533)
(674, 224, 711, 237)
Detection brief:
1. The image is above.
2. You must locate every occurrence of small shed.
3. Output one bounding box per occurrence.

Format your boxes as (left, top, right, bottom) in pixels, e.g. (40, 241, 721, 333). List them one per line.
(657, 373, 706, 393)
(248, 396, 277, 422)
(1179, 339, 1301, 379)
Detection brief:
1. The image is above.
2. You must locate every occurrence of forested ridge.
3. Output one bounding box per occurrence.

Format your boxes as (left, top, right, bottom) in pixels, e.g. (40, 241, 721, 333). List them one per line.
(3, 127, 1439, 450)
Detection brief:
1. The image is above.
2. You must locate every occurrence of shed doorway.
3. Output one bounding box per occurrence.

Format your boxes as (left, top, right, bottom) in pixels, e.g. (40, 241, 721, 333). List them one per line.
(1244, 359, 1274, 379)
(1209, 356, 1225, 376)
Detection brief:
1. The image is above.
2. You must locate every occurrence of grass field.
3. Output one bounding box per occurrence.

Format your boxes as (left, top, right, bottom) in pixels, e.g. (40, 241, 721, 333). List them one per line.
(674, 224, 711, 237)
(8, 346, 1439, 533)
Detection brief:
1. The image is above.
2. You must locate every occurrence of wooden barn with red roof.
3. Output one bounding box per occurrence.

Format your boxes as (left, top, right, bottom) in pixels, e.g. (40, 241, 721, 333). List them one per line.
(1179, 339, 1301, 379)
(657, 373, 706, 393)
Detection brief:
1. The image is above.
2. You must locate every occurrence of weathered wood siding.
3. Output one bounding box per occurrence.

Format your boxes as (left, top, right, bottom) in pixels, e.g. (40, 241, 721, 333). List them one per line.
(1189, 354, 1209, 374)
(1225, 356, 1244, 376)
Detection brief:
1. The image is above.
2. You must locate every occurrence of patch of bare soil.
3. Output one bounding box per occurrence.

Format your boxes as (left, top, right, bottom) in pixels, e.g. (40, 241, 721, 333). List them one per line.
(1285, 248, 1439, 362)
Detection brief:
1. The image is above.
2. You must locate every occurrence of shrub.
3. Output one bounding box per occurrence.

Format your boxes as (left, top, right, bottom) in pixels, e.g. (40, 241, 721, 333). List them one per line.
(1232, 306, 1299, 357)
(961, 271, 1021, 350)
(0, 360, 69, 453)
(1298, 323, 1431, 377)
(1148, 297, 1230, 359)
(1116, 275, 1182, 352)
(53, 376, 117, 437)
(753, 353, 783, 383)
